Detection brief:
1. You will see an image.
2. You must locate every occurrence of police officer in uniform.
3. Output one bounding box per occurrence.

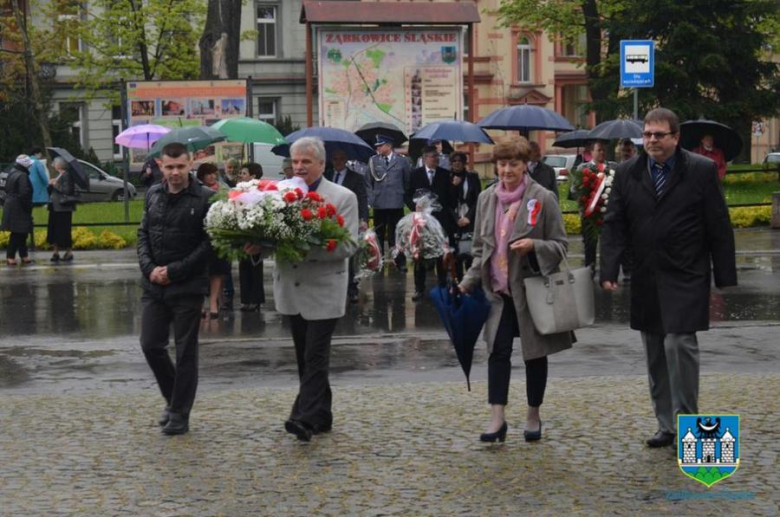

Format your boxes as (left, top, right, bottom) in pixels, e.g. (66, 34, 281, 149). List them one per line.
(367, 134, 412, 272)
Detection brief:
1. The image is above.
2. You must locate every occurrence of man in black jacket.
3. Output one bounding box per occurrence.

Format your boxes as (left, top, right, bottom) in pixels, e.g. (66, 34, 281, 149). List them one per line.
(406, 146, 456, 301)
(326, 149, 369, 303)
(600, 108, 737, 448)
(137, 142, 214, 435)
(527, 141, 559, 202)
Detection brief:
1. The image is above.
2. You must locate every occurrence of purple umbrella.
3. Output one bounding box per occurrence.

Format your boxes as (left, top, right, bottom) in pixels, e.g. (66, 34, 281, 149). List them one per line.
(114, 124, 171, 150)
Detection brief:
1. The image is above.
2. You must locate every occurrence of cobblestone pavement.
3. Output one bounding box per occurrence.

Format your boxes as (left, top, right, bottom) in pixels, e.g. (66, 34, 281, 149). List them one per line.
(1, 373, 777, 515)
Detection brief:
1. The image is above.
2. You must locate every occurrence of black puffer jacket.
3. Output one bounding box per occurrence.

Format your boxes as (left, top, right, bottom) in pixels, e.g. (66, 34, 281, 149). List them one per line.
(137, 177, 214, 298)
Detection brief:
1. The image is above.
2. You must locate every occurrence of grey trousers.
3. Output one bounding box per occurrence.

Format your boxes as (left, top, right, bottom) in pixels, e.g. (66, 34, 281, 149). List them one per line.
(640, 332, 699, 434)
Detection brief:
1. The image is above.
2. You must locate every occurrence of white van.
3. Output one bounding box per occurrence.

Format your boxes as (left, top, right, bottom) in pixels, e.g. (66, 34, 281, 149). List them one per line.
(252, 143, 285, 176)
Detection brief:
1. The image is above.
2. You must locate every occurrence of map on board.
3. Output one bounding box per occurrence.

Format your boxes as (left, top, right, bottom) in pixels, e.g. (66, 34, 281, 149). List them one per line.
(318, 29, 463, 136)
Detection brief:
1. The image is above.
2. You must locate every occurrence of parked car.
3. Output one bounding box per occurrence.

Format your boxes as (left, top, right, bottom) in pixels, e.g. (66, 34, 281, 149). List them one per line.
(0, 160, 136, 202)
(763, 152, 780, 167)
(543, 154, 578, 181)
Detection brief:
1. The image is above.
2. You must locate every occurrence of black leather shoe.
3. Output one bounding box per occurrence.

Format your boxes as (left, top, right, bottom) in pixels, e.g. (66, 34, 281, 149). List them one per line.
(411, 290, 425, 302)
(646, 430, 675, 448)
(162, 413, 189, 435)
(284, 419, 312, 442)
(480, 422, 508, 443)
(311, 423, 332, 435)
(158, 406, 170, 427)
(524, 420, 543, 442)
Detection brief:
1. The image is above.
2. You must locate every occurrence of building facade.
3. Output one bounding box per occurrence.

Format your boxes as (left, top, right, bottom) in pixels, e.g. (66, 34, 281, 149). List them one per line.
(10, 0, 778, 165)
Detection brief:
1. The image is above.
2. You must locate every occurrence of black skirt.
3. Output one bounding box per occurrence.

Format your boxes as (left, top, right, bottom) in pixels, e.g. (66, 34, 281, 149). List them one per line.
(47, 210, 73, 247)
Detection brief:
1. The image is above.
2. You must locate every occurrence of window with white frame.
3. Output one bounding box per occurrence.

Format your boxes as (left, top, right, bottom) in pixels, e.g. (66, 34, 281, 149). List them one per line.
(256, 5, 278, 57)
(517, 37, 531, 83)
(56, 1, 81, 56)
(112, 105, 124, 159)
(257, 97, 278, 125)
(562, 33, 587, 57)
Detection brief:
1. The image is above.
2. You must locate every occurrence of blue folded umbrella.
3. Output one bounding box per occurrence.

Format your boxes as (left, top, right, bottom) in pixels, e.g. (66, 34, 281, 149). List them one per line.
(429, 285, 491, 391)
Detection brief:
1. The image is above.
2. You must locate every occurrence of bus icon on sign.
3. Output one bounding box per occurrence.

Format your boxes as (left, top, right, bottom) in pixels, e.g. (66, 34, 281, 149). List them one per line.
(626, 54, 648, 64)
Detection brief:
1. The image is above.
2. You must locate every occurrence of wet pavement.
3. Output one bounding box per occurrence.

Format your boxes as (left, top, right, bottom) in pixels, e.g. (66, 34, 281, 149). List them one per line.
(1, 229, 779, 514)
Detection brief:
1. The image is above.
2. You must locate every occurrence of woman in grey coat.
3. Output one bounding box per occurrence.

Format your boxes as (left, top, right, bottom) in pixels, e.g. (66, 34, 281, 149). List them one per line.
(47, 157, 77, 262)
(1, 155, 35, 265)
(459, 138, 572, 443)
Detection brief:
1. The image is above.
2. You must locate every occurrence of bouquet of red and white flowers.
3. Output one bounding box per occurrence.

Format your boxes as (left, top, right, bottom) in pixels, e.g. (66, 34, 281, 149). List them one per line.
(570, 161, 616, 238)
(393, 192, 450, 263)
(205, 177, 353, 262)
(354, 229, 384, 280)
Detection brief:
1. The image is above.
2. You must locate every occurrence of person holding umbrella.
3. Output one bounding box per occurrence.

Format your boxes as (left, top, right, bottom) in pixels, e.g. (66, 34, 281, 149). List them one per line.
(449, 151, 481, 280)
(47, 157, 78, 262)
(459, 137, 572, 443)
(692, 134, 727, 180)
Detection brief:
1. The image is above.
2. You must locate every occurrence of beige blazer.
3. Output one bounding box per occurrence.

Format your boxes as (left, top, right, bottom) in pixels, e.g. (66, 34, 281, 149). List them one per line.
(273, 178, 360, 320)
(460, 179, 573, 360)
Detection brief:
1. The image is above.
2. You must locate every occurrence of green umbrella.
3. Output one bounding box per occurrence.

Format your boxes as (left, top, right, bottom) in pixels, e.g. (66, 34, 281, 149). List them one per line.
(149, 126, 226, 156)
(212, 117, 287, 145)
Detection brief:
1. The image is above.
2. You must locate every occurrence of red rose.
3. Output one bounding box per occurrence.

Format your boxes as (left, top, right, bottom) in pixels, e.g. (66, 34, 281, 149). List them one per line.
(326, 239, 338, 252)
(301, 208, 313, 221)
(295, 188, 304, 199)
(284, 191, 298, 203)
(336, 214, 345, 227)
(307, 191, 322, 202)
(325, 203, 336, 217)
(317, 206, 327, 219)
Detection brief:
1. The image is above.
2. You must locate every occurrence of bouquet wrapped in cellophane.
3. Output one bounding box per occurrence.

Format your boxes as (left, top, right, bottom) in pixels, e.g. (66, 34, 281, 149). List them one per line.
(205, 177, 353, 262)
(354, 229, 384, 280)
(393, 192, 450, 263)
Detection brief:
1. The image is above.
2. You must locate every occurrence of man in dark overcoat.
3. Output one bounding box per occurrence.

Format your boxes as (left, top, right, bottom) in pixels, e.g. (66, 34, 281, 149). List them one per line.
(600, 108, 737, 448)
(406, 145, 456, 301)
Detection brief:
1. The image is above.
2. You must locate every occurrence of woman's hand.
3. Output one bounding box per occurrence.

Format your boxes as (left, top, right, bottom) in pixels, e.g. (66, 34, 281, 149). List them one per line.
(457, 216, 470, 228)
(458, 283, 471, 295)
(510, 238, 534, 256)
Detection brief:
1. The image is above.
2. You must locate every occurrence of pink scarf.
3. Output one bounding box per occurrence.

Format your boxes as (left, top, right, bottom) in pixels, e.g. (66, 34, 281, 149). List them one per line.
(491, 176, 528, 295)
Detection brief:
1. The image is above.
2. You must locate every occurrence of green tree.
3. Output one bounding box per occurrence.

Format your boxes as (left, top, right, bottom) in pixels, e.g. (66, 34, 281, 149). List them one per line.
(494, 0, 780, 144)
(68, 0, 206, 103)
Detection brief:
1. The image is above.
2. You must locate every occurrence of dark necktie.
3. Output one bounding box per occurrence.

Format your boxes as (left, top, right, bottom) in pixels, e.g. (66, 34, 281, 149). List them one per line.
(333, 171, 341, 184)
(652, 162, 668, 195)
(384, 156, 390, 167)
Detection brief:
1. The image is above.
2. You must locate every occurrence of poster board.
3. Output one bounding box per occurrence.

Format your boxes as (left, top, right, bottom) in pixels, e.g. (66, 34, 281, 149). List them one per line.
(318, 28, 463, 137)
(126, 80, 248, 166)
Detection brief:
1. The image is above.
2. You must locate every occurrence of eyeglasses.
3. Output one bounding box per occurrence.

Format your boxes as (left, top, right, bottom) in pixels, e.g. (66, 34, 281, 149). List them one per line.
(642, 131, 676, 140)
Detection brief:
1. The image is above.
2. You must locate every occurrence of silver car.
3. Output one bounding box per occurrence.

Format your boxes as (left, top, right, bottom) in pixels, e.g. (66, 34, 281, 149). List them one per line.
(542, 154, 579, 182)
(1, 160, 136, 202)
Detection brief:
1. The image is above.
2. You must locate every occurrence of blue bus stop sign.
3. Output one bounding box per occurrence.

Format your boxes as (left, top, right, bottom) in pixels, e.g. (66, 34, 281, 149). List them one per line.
(620, 40, 654, 88)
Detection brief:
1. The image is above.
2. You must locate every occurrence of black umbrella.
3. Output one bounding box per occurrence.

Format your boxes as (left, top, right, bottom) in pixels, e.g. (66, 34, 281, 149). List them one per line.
(407, 138, 455, 163)
(478, 105, 575, 133)
(355, 122, 408, 146)
(680, 119, 743, 162)
(553, 129, 593, 148)
(587, 119, 643, 141)
(429, 285, 491, 391)
(47, 147, 90, 189)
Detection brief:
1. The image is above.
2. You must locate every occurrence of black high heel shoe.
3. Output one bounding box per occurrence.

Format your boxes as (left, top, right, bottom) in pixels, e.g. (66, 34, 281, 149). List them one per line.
(524, 420, 543, 442)
(480, 422, 508, 443)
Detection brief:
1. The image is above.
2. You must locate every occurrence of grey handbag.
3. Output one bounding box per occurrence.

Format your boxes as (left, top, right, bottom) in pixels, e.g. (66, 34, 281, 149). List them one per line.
(523, 258, 595, 335)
